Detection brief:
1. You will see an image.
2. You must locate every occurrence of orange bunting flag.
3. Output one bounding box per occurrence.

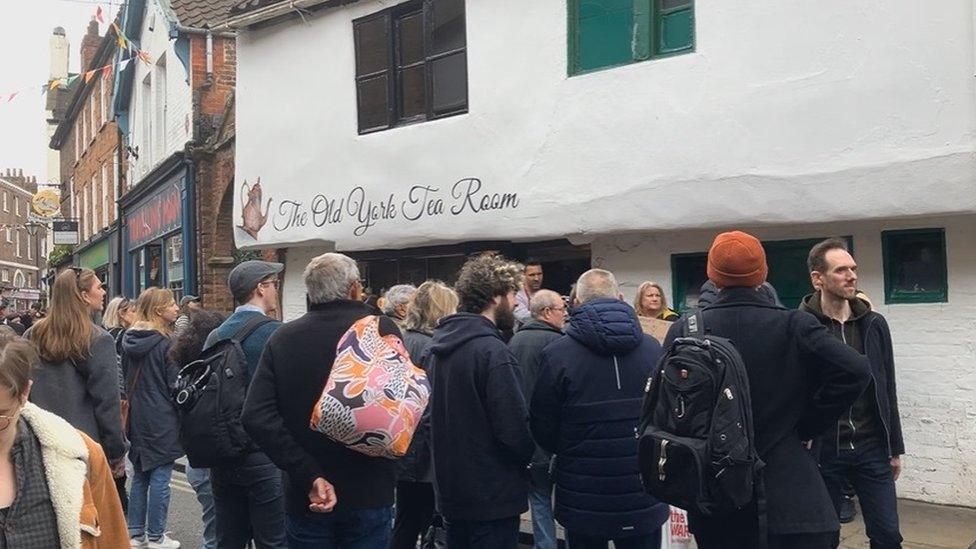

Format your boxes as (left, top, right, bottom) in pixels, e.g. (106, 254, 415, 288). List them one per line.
(49, 79, 61, 90)
(85, 70, 96, 83)
(137, 50, 152, 64)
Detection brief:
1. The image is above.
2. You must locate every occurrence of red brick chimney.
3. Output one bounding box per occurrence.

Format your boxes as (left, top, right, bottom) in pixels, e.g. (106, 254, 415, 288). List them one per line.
(80, 17, 100, 70)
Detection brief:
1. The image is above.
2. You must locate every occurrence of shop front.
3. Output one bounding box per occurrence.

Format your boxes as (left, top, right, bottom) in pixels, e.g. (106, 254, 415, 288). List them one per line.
(120, 156, 196, 301)
(76, 232, 118, 297)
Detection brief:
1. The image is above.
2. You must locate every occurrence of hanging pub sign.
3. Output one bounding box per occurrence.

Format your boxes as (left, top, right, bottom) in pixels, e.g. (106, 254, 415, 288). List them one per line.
(52, 220, 79, 245)
(31, 188, 61, 219)
(126, 183, 183, 249)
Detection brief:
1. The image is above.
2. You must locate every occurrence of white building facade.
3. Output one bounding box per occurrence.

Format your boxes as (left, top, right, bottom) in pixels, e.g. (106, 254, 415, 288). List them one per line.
(229, 0, 976, 507)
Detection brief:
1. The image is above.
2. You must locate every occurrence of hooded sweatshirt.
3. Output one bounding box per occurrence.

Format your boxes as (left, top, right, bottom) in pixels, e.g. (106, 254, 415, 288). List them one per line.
(427, 313, 535, 521)
(799, 292, 881, 448)
(121, 329, 183, 471)
(530, 298, 670, 538)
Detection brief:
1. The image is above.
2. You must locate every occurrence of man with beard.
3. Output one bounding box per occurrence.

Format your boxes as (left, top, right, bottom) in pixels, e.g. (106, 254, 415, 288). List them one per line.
(427, 254, 535, 548)
(800, 239, 904, 549)
(514, 260, 544, 327)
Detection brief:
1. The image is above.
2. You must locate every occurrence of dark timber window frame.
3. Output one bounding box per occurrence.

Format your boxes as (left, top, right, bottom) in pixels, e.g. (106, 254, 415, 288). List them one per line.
(354, 0, 468, 134)
(881, 228, 948, 304)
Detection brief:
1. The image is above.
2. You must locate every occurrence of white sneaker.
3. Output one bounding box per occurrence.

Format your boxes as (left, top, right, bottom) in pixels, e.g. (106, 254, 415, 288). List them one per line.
(147, 533, 181, 549)
(130, 536, 148, 548)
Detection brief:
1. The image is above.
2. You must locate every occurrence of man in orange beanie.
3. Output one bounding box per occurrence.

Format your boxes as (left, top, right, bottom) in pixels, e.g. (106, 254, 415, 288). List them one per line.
(663, 231, 871, 549)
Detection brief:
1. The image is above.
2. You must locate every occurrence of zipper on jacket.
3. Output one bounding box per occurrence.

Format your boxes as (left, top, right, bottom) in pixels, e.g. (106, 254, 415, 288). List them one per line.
(613, 356, 621, 390)
(863, 316, 893, 458)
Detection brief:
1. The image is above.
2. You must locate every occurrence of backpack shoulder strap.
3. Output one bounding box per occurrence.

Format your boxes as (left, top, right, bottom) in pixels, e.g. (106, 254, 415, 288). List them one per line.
(229, 315, 275, 344)
(682, 309, 705, 337)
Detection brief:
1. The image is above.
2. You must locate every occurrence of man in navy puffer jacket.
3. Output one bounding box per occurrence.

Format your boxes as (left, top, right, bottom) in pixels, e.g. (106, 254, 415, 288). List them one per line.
(531, 269, 669, 549)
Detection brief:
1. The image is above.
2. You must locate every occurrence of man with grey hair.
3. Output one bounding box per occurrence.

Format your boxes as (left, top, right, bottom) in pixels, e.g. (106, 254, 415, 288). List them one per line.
(243, 252, 401, 547)
(508, 289, 567, 549)
(382, 284, 417, 327)
(531, 269, 670, 548)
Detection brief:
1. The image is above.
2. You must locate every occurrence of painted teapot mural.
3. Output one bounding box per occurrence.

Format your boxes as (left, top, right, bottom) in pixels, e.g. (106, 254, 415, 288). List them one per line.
(238, 179, 271, 239)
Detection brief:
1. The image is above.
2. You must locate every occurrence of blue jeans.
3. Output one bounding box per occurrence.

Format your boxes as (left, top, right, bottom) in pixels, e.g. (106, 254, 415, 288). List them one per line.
(186, 465, 217, 549)
(821, 439, 902, 549)
(128, 463, 174, 541)
(285, 506, 393, 549)
(528, 465, 556, 549)
(211, 461, 287, 548)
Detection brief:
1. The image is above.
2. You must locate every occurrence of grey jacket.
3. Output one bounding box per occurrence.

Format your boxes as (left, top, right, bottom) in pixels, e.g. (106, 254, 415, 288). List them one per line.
(27, 325, 126, 463)
(509, 319, 563, 467)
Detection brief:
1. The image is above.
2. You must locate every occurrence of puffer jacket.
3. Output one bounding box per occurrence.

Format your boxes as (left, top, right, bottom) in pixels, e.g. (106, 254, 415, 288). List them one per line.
(20, 403, 129, 549)
(531, 298, 670, 538)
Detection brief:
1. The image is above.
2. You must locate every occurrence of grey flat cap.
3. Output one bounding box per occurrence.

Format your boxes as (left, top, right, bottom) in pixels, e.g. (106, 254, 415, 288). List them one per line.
(179, 295, 201, 307)
(229, 260, 284, 302)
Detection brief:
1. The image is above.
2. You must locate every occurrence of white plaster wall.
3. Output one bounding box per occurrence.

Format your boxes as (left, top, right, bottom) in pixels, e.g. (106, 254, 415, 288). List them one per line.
(235, 0, 976, 251)
(280, 243, 334, 322)
(128, 0, 192, 184)
(594, 214, 976, 507)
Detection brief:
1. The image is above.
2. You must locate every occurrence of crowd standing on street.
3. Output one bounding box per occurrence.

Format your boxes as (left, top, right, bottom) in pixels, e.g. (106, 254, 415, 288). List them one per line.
(0, 227, 909, 549)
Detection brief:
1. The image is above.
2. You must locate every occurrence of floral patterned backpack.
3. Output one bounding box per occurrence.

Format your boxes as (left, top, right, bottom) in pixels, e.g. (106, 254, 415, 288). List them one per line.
(309, 315, 431, 459)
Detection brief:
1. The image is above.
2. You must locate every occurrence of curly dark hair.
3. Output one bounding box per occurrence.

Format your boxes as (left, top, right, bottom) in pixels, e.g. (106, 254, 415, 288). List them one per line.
(169, 308, 227, 365)
(454, 254, 524, 314)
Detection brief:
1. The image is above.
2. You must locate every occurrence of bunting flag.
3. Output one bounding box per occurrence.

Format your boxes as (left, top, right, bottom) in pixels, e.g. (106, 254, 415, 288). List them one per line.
(49, 79, 61, 91)
(6, 92, 17, 103)
(96, 6, 105, 24)
(85, 70, 97, 83)
(137, 50, 152, 64)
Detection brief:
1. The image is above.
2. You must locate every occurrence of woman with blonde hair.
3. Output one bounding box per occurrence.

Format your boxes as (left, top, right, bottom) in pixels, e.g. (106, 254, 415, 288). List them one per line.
(121, 287, 183, 549)
(391, 280, 458, 549)
(26, 268, 127, 475)
(0, 332, 129, 548)
(633, 280, 680, 321)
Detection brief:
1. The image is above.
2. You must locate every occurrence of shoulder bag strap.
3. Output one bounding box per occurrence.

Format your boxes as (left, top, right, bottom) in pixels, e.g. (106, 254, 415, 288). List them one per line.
(229, 315, 275, 344)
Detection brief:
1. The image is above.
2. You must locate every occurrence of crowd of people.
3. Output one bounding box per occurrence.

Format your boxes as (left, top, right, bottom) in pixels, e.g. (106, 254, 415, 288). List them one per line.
(0, 229, 904, 549)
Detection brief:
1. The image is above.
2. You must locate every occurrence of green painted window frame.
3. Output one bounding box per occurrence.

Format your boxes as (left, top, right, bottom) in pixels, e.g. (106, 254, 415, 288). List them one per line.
(881, 228, 948, 304)
(567, 0, 695, 77)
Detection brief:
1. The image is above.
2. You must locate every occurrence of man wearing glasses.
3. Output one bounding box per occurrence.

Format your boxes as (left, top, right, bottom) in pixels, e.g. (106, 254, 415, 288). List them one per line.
(203, 260, 288, 548)
(508, 290, 567, 549)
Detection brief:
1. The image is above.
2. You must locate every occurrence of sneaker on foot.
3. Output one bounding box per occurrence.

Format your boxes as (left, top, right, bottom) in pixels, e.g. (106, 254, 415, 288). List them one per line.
(839, 495, 857, 524)
(130, 536, 148, 548)
(147, 533, 181, 549)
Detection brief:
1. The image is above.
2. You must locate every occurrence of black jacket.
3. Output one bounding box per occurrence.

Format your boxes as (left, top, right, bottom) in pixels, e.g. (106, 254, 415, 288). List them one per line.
(122, 329, 183, 472)
(242, 300, 399, 515)
(531, 298, 670, 538)
(427, 313, 535, 521)
(509, 320, 564, 468)
(397, 329, 434, 483)
(799, 292, 905, 457)
(665, 288, 871, 535)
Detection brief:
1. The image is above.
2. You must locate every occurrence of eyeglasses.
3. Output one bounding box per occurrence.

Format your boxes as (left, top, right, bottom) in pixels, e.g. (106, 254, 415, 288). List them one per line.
(259, 279, 280, 288)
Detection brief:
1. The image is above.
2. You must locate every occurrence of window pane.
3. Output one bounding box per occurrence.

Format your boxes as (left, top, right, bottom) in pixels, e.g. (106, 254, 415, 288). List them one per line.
(884, 229, 948, 303)
(577, 0, 635, 72)
(658, 7, 694, 53)
(399, 65, 426, 120)
(355, 16, 389, 76)
(431, 51, 467, 115)
(397, 11, 425, 66)
(430, 0, 466, 55)
(671, 253, 707, 312)
(357, 75, 390, 131)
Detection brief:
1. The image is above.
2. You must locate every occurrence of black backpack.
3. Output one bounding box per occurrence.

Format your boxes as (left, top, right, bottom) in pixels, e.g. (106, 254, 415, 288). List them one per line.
(637, 310, 763, 517)
(173, 316, 273, 468)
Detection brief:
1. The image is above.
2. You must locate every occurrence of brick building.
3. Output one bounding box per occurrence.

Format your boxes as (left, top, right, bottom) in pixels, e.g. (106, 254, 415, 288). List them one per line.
(0, 170, 46, 310)
(49, 18, 127, 295)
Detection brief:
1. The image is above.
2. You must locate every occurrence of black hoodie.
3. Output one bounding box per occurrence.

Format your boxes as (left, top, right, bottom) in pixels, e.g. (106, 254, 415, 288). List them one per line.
(427, 313, 535, 521)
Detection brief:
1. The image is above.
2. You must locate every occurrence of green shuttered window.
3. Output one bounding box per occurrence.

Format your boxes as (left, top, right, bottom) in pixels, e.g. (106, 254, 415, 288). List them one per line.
(882, 228, 948, 304)
(569, 0, 694, 76)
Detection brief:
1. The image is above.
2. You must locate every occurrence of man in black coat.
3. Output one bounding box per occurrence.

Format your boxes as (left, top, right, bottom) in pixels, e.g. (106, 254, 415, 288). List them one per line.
(532, 269, 669, 549)
(427, 254, 535, 549)
(241, 252, 398, 548)
(666, 231, 871, 549)
(509, 289, 567, 549)
(800, 238, 904, 549)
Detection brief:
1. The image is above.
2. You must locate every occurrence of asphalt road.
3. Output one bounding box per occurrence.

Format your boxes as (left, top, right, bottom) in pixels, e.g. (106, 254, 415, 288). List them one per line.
(163, 467, 206, 549)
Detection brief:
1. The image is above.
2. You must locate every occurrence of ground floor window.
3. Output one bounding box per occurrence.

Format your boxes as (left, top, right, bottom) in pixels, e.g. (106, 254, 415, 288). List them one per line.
(166, 233, 185, 302)
(882, 228, 947, 304)
(130, 231, 187, 298)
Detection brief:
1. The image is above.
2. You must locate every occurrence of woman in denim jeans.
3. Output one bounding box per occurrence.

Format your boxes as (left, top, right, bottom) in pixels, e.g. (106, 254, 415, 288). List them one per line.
(121, 288, 183, 549)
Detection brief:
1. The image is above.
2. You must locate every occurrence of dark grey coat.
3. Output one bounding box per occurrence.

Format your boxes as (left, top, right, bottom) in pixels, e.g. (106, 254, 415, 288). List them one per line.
(508, 319, 563, 468)
(398, 329, 434, 483)
(122, 329, 183, 472)
(27, 325, 127, 462)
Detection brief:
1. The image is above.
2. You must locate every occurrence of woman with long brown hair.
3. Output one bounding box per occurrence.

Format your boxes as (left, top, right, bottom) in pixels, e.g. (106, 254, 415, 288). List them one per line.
(633, 280, 680, 321)
(26, 268, 127, 475)
(121, 287, 182, 549)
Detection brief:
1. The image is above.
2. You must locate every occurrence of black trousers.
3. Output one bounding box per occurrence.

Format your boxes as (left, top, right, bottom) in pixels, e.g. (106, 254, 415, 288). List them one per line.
(211, 461, 288, 549)
(566, 530, 661, 549)
(115, 474, 128, 513)
(390, 481, 435, 549)
(445, 516, 519, 549)
(695, 528, 833, 549)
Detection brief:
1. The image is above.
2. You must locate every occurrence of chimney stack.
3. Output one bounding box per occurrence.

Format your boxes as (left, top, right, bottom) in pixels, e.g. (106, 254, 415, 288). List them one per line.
(80, 17, 101, 70)
(49, 27, 69, 81)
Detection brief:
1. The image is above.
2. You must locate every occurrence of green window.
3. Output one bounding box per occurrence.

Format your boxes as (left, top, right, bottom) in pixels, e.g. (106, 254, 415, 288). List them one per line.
(882, 228, 948, 304)
(568, 0, 694, 76)
(671, 237, 853, 312)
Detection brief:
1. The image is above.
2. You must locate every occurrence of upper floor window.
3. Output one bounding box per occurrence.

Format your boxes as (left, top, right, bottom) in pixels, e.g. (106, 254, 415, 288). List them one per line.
(568, 0, 694, 76)
(14, 196, 19, 217)
(354, 0, 468, 134)
(2, 190, 7, 211)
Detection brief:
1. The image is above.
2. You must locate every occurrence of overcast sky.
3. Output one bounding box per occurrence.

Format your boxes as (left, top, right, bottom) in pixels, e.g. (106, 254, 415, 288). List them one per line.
(0, 0, 124, 185)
